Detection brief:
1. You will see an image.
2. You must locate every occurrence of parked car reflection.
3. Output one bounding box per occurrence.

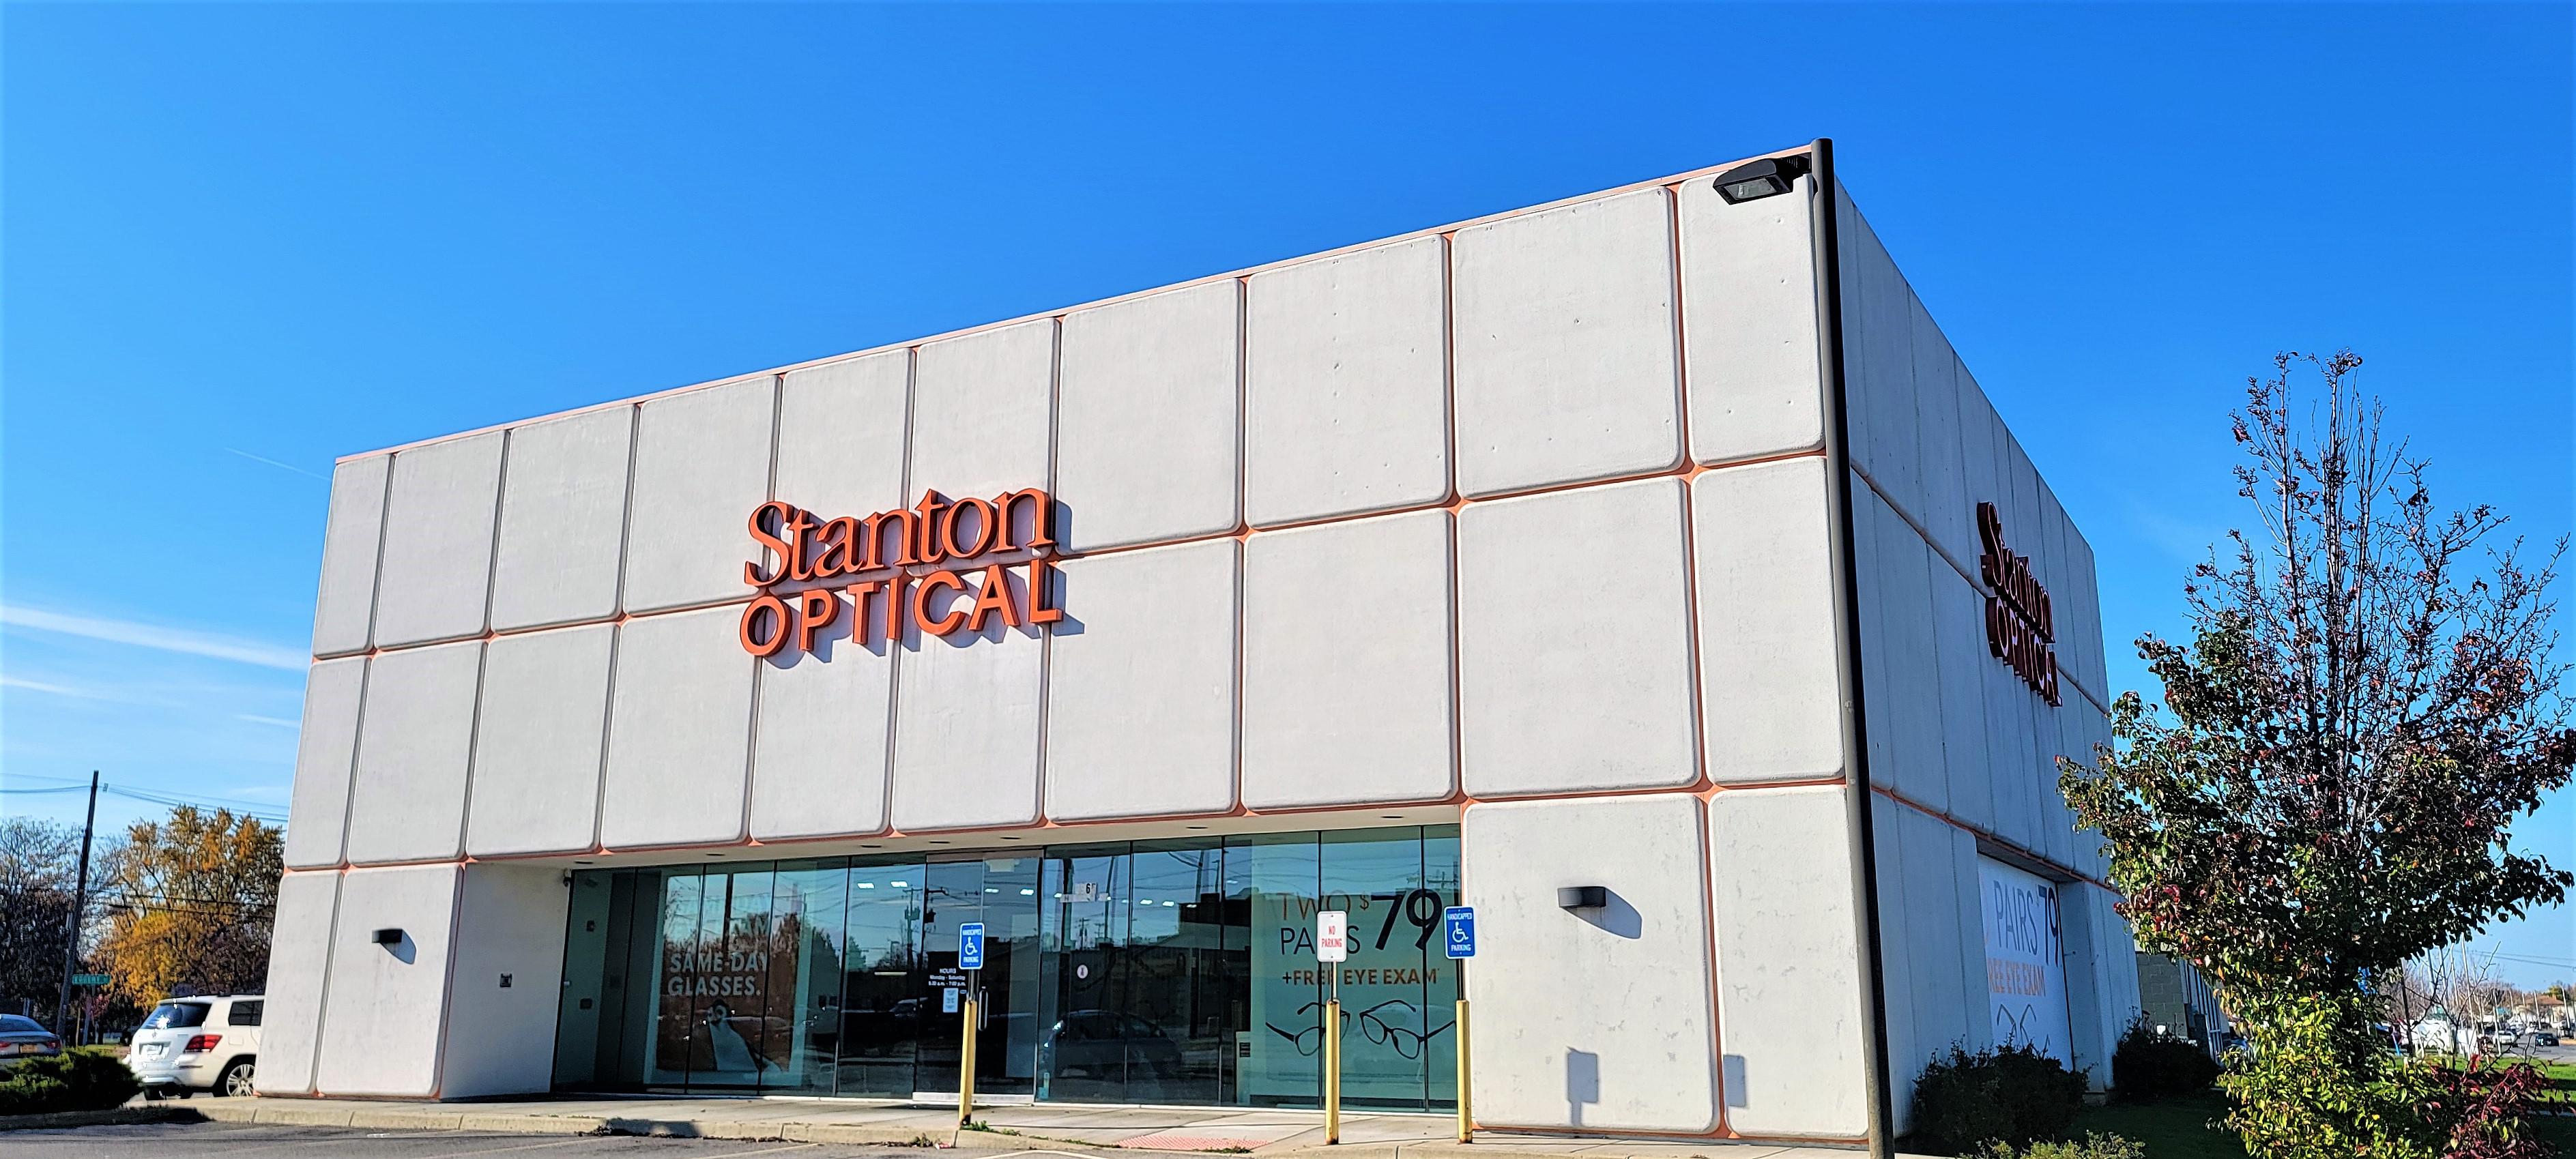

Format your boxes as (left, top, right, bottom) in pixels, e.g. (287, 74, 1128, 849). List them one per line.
(1038, 1010, 1182, 1085)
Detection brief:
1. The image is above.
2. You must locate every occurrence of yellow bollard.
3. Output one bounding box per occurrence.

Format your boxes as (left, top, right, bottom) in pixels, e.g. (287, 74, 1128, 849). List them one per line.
(1324, 997, 1342, 1145)
(1456, 997, 1473, 1143)
(957, 993, 979, 1128)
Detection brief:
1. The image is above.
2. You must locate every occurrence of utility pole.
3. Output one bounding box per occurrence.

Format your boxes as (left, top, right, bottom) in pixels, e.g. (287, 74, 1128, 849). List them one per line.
(54, 771, 100, 1040)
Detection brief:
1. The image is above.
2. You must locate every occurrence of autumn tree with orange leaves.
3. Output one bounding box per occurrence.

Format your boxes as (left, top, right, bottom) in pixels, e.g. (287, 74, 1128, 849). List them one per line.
(94, 807, 283, 1009)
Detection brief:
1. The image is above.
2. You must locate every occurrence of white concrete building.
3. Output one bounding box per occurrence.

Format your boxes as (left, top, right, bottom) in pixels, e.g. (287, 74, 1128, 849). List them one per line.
(257, 141, 2138, 1152)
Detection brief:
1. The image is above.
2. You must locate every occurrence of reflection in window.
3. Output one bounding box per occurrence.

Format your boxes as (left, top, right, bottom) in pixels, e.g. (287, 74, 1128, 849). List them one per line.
(552, 826, 1460, 1111)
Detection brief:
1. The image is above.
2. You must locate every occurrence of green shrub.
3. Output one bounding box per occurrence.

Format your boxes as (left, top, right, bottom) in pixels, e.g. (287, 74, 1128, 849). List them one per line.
(0, 1047, 143, 1115)
(1965, 1133, 2148, 1159)
(1909, 1044, 2090, 1153)
(2111, 1018, 2223, 1101)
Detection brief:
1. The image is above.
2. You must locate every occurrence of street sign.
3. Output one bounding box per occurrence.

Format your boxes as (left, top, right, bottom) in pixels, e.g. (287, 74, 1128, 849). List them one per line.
(1316, 910, 1348, 963)
(70, 973, 108, 986)
(1442, 907, 1477, 959)
(958, 922, 985, 971)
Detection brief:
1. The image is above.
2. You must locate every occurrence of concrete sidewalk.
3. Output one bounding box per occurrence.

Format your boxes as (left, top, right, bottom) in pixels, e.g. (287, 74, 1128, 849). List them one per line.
(186, 1096, 1896, 1158)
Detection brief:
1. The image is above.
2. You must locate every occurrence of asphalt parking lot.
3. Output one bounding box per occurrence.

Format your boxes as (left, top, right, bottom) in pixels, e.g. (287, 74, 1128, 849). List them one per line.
(3, 1121, 1030, 1159)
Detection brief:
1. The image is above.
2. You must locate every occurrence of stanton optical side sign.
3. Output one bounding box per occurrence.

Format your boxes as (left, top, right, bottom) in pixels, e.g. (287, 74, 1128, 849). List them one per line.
(1976, 501, 2059, 705)
(737, 488, 1065, 658)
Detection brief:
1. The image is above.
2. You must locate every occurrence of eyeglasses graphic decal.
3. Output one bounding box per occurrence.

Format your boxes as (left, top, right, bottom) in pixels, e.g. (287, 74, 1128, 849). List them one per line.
(1264, 1001, 1456, 1059)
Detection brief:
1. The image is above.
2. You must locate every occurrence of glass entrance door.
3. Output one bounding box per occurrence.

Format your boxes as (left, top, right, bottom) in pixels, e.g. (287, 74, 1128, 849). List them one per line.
(914, 857, 1041, 1100)
(835, 862, 926, 1096)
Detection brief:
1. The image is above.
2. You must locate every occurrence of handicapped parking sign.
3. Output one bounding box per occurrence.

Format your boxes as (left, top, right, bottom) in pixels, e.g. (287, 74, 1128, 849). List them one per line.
(959, 922, 985, 971)
(1443, 907, 1476, 959)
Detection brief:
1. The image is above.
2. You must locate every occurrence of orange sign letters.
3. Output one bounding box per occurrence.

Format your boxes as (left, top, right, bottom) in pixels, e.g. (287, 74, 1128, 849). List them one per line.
(1976, 501, 2059, 706)
(737, 488, 1065, 658)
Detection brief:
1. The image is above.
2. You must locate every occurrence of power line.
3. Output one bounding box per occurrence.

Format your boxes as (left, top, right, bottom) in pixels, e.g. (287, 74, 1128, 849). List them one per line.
(7, 774, 291, 821)
(99, 786, 289, 822)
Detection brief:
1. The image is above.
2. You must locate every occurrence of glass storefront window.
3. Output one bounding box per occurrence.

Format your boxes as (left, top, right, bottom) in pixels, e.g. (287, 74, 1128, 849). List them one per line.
(1034, 840, 1232, 1105)
(1228, 831, 1322, 1106)
(1037, 845, 1127, 1102)
(1322, 830, 1445, 1109)
(1423, 827, 1462, 1107)
(770, 860, 848, 1094)
(553, 825, 1460, 1109)
(648, 870, 701, 1087)
(837, 862, 923, 1097)
(1125, 840, 1230, 1105)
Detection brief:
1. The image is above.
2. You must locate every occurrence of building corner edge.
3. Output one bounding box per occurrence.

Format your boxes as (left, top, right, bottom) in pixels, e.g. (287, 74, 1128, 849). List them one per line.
(1810, 136, 1898, 1159)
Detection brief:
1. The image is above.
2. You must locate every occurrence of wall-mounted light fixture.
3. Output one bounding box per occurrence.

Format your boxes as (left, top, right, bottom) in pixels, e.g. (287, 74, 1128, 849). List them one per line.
(1712, 156, 1811, 205)
(1557, 886, 1608, 911)
(372, 928, 404, 946)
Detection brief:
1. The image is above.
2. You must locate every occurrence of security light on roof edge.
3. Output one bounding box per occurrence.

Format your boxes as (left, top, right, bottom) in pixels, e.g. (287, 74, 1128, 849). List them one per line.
(1713, 156, 1811, 204)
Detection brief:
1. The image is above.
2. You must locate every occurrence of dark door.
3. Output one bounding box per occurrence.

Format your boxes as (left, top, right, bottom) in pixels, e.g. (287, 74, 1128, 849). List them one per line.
(914, 857, 1041, 1098)
(836, 862, 926, 1097)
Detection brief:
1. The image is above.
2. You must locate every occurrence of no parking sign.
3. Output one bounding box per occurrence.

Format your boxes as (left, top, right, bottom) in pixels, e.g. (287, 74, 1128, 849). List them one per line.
(1316, 911, 1348, 963)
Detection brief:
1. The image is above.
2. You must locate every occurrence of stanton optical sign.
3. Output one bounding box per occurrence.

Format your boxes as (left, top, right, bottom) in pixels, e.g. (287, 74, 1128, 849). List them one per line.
(1976, 501, 2059, 706)
(737, 488, 1065, 658)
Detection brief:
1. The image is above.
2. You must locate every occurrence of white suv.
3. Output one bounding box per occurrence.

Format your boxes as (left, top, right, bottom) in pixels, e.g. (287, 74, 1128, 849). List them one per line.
(127, 995, 262, 1098)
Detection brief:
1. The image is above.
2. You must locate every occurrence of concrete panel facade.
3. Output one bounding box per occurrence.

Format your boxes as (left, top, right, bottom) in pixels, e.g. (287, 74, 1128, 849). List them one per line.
(1056, 281, 1241, 551)
(311, 456, 389, 658)
(1452, 188, 1681, 497)
(1043, 539, 1239, 821)
(599, 606, 754, 849)
(1874, 797, 1982, 1136)
(1692, 457, 1843, 782)
(269, 153, 2132, 1147)
(1677, 174, 1823, 464)
(622, 377, 777, 614)
(888, 596, 1045, 833)
(372, 432, 504, 647)
(1241, 510, 1455, 809)
(1709, 785, 1868, 1139)
(440, 865, 572, 1098)
(251, 871, 339, 1095)
(776, 350, 910, 523)
(283, 658, 365, 870)
(1457, 478, 1698, 797)
(910, 319, 1055, 505)
(1462, 793, 1718, 1134)
(490, 408, 634, 631)
(465, 624, 614, 857)
(749, 604, 895, 842)
(345, 641, 482, 866)
(1243, 235, 1450, 524)
(1832, 179, 2126, 1117)
(316, 865, 460, 1097)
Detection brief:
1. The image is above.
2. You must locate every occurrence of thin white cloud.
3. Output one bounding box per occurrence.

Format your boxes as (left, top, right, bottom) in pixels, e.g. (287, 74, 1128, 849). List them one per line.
(0, 674, 123, 701)
(2127, 501, 2230, 568)
(0, 604, 307, 671)
(213, 784, 290, 802)
(234, 714, 302, 729)
(225, 447, 330, 481)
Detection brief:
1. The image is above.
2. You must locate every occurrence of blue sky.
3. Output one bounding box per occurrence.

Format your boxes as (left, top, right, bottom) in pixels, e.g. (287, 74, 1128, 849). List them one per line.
(4, 3, 2569, 984)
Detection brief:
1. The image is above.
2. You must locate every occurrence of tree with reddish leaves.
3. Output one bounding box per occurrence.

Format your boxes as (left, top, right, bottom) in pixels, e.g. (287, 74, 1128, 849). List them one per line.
(2060, 350, 2571, 1159)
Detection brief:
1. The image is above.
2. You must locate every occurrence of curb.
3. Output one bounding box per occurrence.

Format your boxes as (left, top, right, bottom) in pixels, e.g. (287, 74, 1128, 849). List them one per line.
(0, 1105, 209, 1132)
(179, 1100, 1872, 1157)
